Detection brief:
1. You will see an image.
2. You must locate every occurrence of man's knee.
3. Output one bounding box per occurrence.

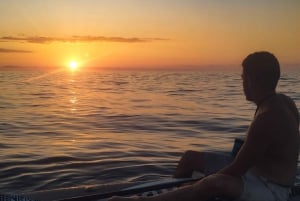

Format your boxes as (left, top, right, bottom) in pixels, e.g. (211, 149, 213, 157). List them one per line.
(181, 150, 202, 163)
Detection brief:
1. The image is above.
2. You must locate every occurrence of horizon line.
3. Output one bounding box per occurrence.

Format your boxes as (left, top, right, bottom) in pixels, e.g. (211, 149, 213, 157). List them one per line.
(0, 64, 242, 71)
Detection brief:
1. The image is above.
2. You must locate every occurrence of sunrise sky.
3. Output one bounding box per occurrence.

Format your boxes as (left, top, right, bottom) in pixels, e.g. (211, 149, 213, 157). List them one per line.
(1, 0, 300, 70)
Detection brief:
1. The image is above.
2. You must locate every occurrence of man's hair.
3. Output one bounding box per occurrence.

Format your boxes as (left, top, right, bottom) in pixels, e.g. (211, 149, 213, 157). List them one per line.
(242, 51, 280, 91)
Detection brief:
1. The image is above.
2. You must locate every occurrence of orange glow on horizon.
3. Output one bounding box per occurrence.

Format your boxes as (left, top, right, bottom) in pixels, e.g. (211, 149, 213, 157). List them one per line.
(0, 1, 299, 70)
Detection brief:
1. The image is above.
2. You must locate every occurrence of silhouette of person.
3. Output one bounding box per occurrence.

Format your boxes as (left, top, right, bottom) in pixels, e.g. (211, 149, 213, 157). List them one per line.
(110, 51, 299, 201)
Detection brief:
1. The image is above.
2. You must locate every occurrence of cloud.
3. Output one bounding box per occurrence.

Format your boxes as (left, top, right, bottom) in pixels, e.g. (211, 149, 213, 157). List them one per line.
(0, 35, 169, 44)
(0, 48, 33, 53)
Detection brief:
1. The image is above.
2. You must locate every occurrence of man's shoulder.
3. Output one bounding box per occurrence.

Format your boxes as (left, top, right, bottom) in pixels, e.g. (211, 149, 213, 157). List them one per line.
(253, 110, 276, 124)
(252, 94, 299, 134)
(277, 93, 297, 109)
(277, 93, 299, 123)
(258, 94, 298, 119)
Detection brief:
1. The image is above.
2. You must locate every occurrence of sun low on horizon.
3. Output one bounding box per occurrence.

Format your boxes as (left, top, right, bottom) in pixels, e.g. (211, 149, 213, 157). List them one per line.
(68, 60, 79, 71)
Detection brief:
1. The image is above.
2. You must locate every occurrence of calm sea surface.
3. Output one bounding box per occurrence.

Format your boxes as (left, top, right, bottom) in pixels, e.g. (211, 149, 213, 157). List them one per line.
(0, 69, 299, 193)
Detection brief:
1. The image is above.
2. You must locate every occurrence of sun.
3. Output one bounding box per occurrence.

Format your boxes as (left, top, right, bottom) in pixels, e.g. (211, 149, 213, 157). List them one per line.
(68, 61, 78, 71)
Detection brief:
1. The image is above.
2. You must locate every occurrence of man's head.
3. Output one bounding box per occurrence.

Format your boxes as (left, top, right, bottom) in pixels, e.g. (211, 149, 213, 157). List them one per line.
(242, 51, 280, 102)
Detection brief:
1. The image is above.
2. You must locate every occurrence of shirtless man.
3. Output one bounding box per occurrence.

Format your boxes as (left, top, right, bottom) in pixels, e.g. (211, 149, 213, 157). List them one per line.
(110, 51, 299, 201)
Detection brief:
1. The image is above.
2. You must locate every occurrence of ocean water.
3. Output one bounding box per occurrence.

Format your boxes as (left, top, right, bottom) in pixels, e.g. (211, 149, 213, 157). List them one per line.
(0, 69, 299, 194)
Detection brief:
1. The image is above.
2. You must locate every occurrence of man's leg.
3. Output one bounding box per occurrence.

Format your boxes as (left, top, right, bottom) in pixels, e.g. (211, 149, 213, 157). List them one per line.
(174, 150, 233, 178)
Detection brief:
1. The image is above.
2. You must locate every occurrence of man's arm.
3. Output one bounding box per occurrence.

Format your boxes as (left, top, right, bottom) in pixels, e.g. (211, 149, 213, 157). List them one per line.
(219, 114, 272, 176)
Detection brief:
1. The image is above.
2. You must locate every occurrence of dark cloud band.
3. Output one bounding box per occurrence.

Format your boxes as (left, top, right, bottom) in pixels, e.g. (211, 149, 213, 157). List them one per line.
(0, 35, 168, 44)
(0, 48, 32, 53)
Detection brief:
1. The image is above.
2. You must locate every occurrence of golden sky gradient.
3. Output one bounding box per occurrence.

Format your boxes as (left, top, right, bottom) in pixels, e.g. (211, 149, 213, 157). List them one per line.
(1, 0, 300, 70)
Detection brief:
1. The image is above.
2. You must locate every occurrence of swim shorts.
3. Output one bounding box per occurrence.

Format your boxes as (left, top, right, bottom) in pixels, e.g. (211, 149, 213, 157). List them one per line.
(239, 171, 291, 201)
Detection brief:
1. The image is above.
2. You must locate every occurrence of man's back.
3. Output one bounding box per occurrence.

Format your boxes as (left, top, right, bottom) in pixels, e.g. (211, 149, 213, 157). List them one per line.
(252, 93, 299, 185)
